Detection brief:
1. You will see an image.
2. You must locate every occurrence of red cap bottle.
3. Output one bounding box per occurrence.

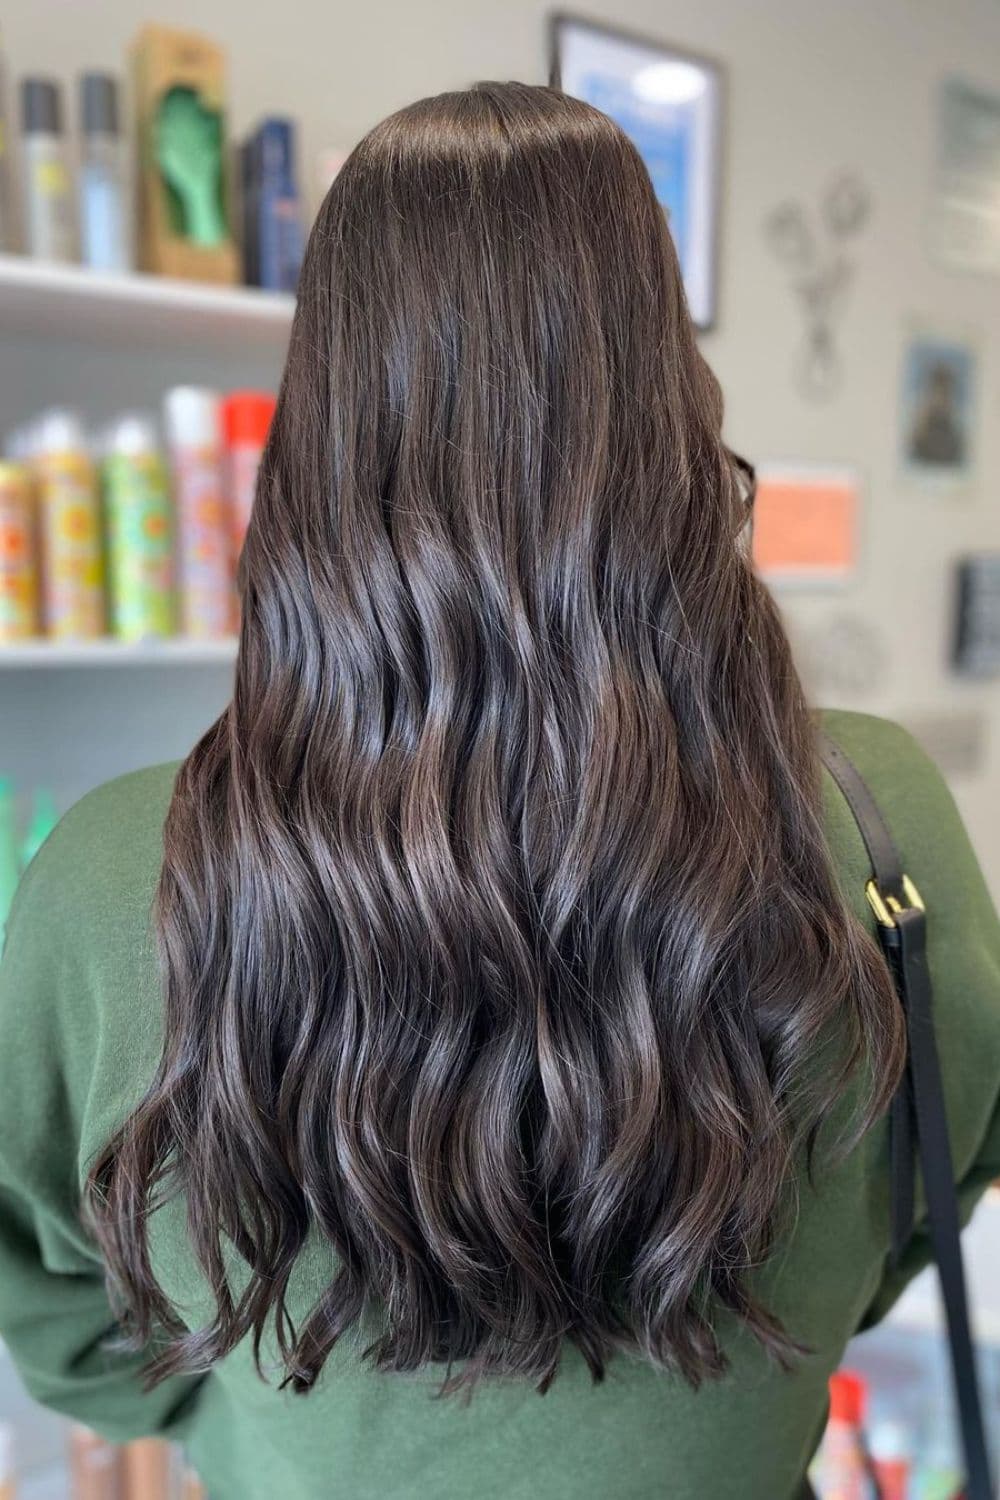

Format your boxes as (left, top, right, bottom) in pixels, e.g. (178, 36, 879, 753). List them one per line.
(221, 391, 276, 451)
(221, 392, 276, 567)
(828, 1370, 867, 1425)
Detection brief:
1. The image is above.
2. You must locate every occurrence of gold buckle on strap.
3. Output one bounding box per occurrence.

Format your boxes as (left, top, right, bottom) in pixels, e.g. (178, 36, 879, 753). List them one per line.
(865, 875, 925, 929)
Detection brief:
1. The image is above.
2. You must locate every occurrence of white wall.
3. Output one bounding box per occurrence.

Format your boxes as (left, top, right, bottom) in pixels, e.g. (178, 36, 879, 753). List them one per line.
(3, 0, 1000, 887)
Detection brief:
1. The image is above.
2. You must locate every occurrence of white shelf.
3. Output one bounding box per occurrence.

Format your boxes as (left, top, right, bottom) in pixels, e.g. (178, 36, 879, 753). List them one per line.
(0, 638, 238, 668)
(0, 254, 295, 354)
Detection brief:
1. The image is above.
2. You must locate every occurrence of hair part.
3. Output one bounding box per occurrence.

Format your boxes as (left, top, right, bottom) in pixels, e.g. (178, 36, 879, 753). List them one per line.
(87, 81, 903, 1396)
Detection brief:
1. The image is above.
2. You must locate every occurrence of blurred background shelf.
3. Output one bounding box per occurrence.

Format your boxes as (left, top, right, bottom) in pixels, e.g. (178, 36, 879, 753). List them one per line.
(0, 253, 295, 354)
(0, 248, 260, 816)
(0, 638, 239, 669)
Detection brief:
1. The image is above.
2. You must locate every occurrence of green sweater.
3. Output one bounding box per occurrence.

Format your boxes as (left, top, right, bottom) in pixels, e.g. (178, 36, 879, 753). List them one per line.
(1, 710, 998, 1500)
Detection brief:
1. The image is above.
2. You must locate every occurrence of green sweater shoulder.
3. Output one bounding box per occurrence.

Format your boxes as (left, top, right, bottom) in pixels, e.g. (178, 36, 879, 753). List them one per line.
(0, 713, 997, 1498)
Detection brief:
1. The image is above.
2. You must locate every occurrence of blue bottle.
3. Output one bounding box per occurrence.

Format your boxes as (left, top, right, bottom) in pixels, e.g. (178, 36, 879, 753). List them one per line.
(242, 118, 303, 293)
(79, 73, 130, 272)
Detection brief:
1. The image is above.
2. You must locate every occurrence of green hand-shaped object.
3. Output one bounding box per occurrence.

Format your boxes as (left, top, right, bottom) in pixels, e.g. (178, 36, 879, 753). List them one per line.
(156, 87, 227, 248)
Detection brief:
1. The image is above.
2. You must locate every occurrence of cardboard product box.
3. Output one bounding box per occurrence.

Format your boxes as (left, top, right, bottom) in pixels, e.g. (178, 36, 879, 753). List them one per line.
(131, 25, 240, 283)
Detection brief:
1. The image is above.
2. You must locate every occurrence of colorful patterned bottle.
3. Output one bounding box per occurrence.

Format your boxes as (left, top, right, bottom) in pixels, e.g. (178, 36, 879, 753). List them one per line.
(221, 390, 275, 631)
(869, 1421, 910, 1500)
(813, 1372, 876, 1499)
(0, 460, 39, 640)
(33, 411, 104, 639)
(103, 415, 174, 640)
(20, 787, 58, 870)
(163, 387, 230, 638)
(221, 390, 275, 558)
(0, 780, 18, 942)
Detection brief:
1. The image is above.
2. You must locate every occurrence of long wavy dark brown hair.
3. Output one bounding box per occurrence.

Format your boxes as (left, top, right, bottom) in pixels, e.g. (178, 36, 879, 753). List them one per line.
(88, 81, 903, 1395)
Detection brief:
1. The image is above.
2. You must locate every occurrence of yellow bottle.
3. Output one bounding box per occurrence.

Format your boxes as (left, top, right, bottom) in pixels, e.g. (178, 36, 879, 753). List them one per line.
(33, 410, 105, 639)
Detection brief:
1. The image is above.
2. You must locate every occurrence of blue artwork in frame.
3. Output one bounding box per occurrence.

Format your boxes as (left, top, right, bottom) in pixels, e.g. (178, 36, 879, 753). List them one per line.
(550, 14, 724, 330)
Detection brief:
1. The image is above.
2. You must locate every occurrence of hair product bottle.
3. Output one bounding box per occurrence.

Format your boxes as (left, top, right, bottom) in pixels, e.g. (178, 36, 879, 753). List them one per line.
(0, 1421, 15, 1500)
(68, 1425, 124, 1500)
(912, 1437, 963, 1499)
(79, 73, 130, 273)
(221, 390, 275, 556)
(121, 1438, 172, 1500)
(20, 78, 76, 261)
(20, 788, 58, 869)
(180, 1465, 207, 1500)
(0, 28, 14, 251)
(868, 1420, 911, 1500)
(813, 1371, 876, 1499)
(241, 118, 303, 291)
(33, 410, 105, 639)
(0, 783, 16, 942)
(0, 461, 38, 640)
(163, 387, 230, 638)
(103, 414, 174, 639)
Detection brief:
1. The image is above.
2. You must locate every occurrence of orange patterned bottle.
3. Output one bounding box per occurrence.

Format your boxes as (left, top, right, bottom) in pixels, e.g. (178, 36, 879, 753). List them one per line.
(33, 411, 105, 639)
(0, 461, 39, 640)
(164, 387, 230, 639)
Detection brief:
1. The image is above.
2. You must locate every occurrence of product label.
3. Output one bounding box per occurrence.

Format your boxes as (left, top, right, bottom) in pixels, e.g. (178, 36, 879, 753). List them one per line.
(105, 451, 174, 639)
(37, 158, 71, 197)
(0, 468, 39, 640)
(229, 446, 261, 557)
(37, 454, 104, 638)
(174, 449, 231, 637)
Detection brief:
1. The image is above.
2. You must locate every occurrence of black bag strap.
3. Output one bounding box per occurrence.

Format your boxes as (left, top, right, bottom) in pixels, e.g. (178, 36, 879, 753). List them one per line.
(822, 735, 916, 1264)
(819, 731, 994, 1500)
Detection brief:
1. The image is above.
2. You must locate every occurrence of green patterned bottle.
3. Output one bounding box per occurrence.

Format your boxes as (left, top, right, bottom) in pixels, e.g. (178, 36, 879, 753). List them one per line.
(0, 778, 19, 941)
(103, 415, 174, 640)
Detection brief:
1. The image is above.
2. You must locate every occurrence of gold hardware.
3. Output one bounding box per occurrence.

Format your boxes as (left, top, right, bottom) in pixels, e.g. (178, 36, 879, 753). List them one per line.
(865, 875, 925, 929)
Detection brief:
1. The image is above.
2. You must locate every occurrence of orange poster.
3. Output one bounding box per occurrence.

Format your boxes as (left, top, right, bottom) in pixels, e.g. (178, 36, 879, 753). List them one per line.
(751, 467, 859, 584)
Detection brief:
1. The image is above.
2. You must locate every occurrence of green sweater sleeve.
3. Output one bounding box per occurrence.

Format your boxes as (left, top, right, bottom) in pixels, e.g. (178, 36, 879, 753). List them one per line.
(0, 798, 203, 1442)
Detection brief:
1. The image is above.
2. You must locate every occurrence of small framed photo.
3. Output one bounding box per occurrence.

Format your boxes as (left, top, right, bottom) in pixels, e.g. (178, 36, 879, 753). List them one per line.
(929, 79, 1000, 276)
(550, 13, 724, 330)
(899, 331, 977, 492)
(953, 554, 1000, 679)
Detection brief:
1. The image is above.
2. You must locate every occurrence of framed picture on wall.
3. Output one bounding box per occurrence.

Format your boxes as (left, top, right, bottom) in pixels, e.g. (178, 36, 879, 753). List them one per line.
(905, 333, 971, 486)
(750, 465, 861, 588)
(929, 79, 1000, 276)
(549, 13, 724, 329)
(899, 329, 978, 492)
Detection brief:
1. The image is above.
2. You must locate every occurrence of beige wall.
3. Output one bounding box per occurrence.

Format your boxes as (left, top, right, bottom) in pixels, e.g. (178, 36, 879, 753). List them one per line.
(5, 0, 1000, 887)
